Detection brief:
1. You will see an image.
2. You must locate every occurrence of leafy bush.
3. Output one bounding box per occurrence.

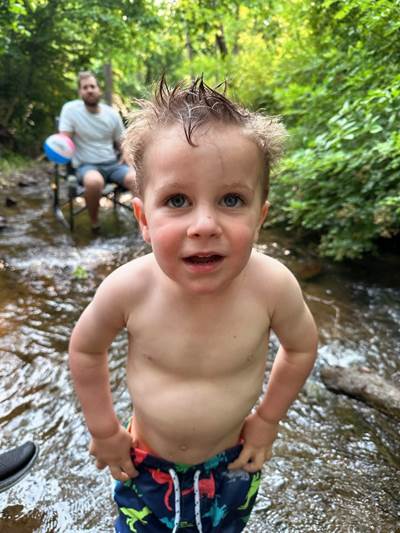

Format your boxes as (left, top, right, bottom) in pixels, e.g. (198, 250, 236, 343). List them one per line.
(267, 0, 400, 259)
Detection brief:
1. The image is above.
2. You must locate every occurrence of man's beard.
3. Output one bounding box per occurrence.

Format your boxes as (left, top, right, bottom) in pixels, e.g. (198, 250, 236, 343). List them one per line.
(83, 95, 100, 108)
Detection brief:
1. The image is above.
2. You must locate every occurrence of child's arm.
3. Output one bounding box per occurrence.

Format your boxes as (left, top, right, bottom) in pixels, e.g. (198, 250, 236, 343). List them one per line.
(229, 267, 318, 472)
(69, 276, 138, 481)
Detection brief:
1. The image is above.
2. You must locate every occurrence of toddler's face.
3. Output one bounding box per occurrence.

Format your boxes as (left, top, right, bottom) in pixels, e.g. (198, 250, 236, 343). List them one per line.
(133, 123, 269, 294)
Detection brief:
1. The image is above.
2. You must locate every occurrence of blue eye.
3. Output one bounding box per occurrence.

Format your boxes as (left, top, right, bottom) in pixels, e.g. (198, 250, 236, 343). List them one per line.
(166, 194, 189, 208)
(221, 194, 243, 208)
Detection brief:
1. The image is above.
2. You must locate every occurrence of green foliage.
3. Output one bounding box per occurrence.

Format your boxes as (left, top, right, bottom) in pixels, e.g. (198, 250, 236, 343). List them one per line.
(0, 151, 31, 188)
(1, 0, 399, 259)
(72, 265, 88, 280)
(0, 0, 157, 152)
(266, 0, 400, 259)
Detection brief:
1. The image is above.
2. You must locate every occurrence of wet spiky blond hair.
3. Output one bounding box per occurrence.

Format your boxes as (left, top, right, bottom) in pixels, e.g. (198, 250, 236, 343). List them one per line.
(123, 77, 287, 197)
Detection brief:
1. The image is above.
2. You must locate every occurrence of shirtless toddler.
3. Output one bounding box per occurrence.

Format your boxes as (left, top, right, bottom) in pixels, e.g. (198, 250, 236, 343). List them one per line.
(69, 78, 318, 532)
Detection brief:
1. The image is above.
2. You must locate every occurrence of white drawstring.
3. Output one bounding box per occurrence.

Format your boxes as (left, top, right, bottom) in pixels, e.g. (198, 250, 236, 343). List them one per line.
(168, 468, 203, 532)
(193, 469, 203, 533)
(169, 468, 181, 533)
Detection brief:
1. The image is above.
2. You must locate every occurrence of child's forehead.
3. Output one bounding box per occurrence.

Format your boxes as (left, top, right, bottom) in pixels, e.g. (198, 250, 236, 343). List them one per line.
(145, 121, 258, 158)
(141, 121, 265, 192)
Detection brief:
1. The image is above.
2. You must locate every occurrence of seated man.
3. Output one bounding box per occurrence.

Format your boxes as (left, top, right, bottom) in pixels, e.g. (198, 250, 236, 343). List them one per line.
(59, 71, 136, 231)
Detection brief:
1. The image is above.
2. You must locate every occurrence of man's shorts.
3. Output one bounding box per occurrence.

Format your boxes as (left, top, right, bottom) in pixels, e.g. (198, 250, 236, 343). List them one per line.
(75, 160, 129, 187)
(114, 444, 261, 532)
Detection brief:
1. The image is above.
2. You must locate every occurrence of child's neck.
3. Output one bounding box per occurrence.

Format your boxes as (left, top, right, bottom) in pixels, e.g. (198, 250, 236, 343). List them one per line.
(163, 270, 247, 307)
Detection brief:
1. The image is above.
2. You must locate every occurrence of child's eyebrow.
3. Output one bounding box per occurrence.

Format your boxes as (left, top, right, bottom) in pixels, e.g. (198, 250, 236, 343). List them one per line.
(153, 181, 256, 196)
(220, 182, 256, 195)
(153, 182, 185, 195)
(222, 181, 253, 189)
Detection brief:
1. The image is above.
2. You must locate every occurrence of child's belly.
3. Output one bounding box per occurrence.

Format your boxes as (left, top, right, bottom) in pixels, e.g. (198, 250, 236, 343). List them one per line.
(127, 368, 263, 465)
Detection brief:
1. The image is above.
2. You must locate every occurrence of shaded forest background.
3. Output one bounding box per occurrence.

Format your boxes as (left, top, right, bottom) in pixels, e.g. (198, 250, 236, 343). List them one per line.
(1, 0, 399, 260)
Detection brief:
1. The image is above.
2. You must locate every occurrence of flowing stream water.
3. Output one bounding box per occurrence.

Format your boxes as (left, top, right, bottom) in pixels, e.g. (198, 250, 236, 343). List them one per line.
(0, 166, 399, 532)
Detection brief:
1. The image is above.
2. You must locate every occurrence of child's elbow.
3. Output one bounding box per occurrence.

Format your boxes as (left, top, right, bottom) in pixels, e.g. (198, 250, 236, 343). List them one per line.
(68, 324, 88, 369)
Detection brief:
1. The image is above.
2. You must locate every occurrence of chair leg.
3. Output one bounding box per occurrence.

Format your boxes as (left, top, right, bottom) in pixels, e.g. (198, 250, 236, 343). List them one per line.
(53, 164, 69, 229)
(52, 173, 132, 231)
(69, 198, 74, 231)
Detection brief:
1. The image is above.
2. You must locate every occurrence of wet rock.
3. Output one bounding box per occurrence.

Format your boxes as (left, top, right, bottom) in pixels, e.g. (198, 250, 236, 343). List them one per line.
(320, 365, 400, 419)
(18, 178, 38, 187)
(0, 216, 6, 229)
(5, 197, 17, 207)
(294, 259, 323, 280)
(391, 371, 400, 386)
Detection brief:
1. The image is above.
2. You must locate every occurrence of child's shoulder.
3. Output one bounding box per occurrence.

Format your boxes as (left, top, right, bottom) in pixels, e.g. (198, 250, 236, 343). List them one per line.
(250, 250, 305, 314)
(97, 253, 157, 297)
(113, 252, 155, 274)
(249, 249, 302, 304)
(250, 249, 297, 283)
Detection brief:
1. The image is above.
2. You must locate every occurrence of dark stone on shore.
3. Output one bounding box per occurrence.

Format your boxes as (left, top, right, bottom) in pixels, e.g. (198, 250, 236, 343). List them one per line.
(18, 179, 38, 187)
(5, 197, 17, 207)
(320, 365, 400, 419)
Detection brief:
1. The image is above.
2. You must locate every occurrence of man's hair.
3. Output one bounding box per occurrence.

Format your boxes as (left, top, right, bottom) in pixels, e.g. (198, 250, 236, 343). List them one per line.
(123, 77, 287, 198)
(77, 71, 98, 89)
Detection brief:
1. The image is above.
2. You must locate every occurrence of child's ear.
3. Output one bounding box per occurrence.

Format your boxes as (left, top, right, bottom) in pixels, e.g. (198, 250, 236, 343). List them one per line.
(254, 201, 270, 241)
(260, 200, 270, 225)
(132, 197, 151, 243)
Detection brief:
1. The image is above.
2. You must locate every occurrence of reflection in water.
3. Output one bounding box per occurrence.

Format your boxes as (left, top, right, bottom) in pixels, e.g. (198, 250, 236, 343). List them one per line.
(0, 170, 399, 532)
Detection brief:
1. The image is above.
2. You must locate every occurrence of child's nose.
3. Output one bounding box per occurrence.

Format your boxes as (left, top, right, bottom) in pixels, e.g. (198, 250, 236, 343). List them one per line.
(187, 208, 222, 238)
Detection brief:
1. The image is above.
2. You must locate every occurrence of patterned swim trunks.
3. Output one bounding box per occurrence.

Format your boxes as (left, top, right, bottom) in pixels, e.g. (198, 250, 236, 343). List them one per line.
(114, 444, 261, 532)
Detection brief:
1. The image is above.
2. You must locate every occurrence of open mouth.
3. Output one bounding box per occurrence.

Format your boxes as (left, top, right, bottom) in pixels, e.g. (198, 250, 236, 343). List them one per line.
(183, 254, 223, 265)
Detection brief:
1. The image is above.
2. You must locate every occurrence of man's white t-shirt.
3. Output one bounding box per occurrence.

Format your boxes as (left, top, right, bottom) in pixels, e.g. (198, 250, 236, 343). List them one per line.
(58, 100, 125, 167)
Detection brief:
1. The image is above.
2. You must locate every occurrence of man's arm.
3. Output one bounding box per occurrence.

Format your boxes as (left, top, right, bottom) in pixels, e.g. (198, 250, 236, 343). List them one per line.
(229, 267, 318, 472)
(58, 102, 74, 137)
(112, 111, 125, 161)
(69, 277, 138, 480)
(60, 131, 73, 138)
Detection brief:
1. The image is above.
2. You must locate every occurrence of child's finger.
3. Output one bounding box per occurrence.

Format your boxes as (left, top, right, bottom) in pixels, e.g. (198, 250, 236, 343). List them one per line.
(242, 449, 271, 473)
(110, 465, 129, 482)
(121, 459, 138, 478)
(95, 459, 107, 470)
(265, 448, 273, 461)
(228, 447, 253, 470)
(242, 458, 262, 473)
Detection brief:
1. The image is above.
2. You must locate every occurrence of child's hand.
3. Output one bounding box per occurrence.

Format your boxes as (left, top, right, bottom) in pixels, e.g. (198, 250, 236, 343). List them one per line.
(89, 425, 138, 482)
(228, 412, 279, 473)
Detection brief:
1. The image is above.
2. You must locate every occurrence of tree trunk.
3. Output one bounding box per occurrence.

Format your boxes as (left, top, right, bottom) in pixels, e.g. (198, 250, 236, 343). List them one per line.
(103, 63, 113, 105)
(185, 25, 195, 80)
(215, 24, 228, 57)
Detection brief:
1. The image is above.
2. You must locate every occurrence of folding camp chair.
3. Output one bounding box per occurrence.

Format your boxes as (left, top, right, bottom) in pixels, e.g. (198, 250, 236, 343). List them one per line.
(51, 162, 133, 231)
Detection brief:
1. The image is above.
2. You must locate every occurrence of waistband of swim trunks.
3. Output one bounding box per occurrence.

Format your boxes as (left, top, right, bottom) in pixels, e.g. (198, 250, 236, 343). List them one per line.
(131, 444, 243, 473)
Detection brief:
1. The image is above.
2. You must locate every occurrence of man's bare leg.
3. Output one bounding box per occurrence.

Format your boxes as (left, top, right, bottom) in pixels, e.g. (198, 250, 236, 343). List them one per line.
(83, 170, 104, 228)
(123, 167, 136, 193)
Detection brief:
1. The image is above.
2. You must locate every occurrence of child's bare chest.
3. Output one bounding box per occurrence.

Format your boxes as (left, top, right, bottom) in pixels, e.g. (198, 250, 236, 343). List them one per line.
(128, 296, 270, 377)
